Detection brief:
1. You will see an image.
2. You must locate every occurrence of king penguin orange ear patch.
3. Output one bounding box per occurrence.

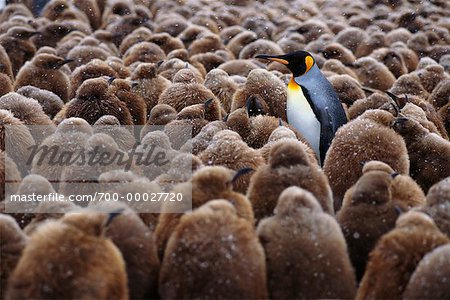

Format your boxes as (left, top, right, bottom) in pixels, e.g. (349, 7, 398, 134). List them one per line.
(305, 56, 314, 73)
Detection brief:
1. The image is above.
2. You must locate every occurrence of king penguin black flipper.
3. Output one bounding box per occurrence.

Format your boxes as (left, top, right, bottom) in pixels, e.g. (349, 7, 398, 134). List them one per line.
(256, 50, 347, 164)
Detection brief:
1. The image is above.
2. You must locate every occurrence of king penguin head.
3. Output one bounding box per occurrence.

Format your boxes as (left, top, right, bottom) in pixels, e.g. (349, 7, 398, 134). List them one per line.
(255, 50, 315, 77)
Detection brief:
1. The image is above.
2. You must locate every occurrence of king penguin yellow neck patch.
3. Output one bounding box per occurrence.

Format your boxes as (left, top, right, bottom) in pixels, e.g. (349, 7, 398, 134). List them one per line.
(305, 56, 314, 73)
(288, 77, 300, 92)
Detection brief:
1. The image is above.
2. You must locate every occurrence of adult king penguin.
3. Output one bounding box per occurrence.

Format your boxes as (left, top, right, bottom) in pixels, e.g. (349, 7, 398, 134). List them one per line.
(256, 51, 347, 164)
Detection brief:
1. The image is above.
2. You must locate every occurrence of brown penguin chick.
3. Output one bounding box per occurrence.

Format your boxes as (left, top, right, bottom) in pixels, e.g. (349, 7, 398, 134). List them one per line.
(429, 78, 450, 111)
(389, 73, 429, 99)
(177, 24, 211, 49)
(257, 187, 356, 299)
(355, 32, 387, 58)
(334, 27, 368, 54)
(72, 0, 101, 29)
(188, 120, 228, 155)
(190, 14, 220, 34)
(322, 59, 358, 79)
(324, 110, 409, 210)
(292, 20, 332, 44)
(204, 68, 238, 113)
(218, 59, 260, 77)
(392, 117, 450, 193)
(328, 74, 365, 107)
(219, 25, 245, 45)
(0, 4, 32, 23)
(104, 57, 129, 79)
(148, 32, 184, 55)
(154, 16, 188, 37)
(403, 244, 450, 299)
(158, 69, 217, 112)
(337, 168, 409, 281)
(247, 139, 333, 221)
(0, 214, 27, 299)
(190, 52, 226, 73)
(226, 30, 258, 58)
(159, 200, 268, 299)
(108, 78, 146, 125)
(198, 130, 264, 193)
(13, 54, 71, 102)
(322, 42, 357, 66)
(352, 57, 396, 91)
(239, 39, 283, 60)
(55, 33, 84, 59)
(0, 72, 13, 97)
(90, 202, 160, 299)
(157, 58, 204, 82)
(187, 33, 223, 57)
(0, 26, 37, 77)
(41, 0, 89, 23)
(0, 45, 13, 81)
(65, 78, 133, 125)
(32, 21, 88, 49)
(123, 42, 166, 66)
(347, 92, 395, 120)
(0, 109, 35, 176)
(130, 63, 171, 117)
(393, 45, 420, 73)
(146, 104, 177, 126)
(400, 101, 444, 138)
(93, 115, 135, 151)
(386, 28, 412, 45)
(69, 59, 119, 100)
(370, 48, 409, 78)
(231, 68, 287, 120)
(356, 212, 449, 300)
(5, 210, 129, 299)
(16, 86, 64, 119)
(419, 174, 449, 233)
(104, 14, 151, 47)
(416, 64, 449, 94)
(66, 44, 111, 70)
(154, 165, 254, 257)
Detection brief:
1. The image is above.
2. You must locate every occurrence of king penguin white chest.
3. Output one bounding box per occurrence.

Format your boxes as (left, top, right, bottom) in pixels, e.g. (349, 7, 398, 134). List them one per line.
(286, 78, 321, 159)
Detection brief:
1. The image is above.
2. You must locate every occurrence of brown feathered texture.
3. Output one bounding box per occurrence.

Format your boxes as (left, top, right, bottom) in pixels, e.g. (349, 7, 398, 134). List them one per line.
(0, 26, 37, 77)
(429, 78, 450, 111)
(239, 39, 283, 59)
(108, 78, 146, 125)
(6, 211, 129, 299)
(66, 44, 111, 70)
(41, 0, 89, 24)
(293, 20, 333, 43)
(0, 73, 13, 97)
(393, 45, 419, 73)
(370, 48, 409, 78)
(158, 69, 218, 112)
(0, 150, 21, 201)
(335, 27, 368, 54)
(347, 92, 393, 120)
(72, 0, 101, 29)
(322, 43, 357, 66)
(0, 45, 13, 81)
(329, 74, 365, 106)
(400, 101, 446, 138)
(177, 24, 211, 49)
(118, 27, 153, 55)
(356, 212, 449, 300)
(190, 52, 226, 73)
(16, 86, 64, 119)
(204, 69, 238, 113)
(418, 177, 450, 237)
(322, 59, 358, 79)
(257, 187, 356, 299)
(248, 139, 333, 222)
(13, 54, 71, 102)
(390, 73, 429, 99)
(220, 25, 245, 45)
(159, 200, 268, 299)
(65, 77, 133, 125)
(218, 59, 259, 77)
(32, 21, 89, 49)
(104, 15, 152, 47)
(226, 31, 258, 58)
(337, 164, 422, 282)
(392, 117, 450, 193)
(352, 57, 396, 91)
(0, 214, 27, 299)
(154, 16, 188, 37)
(416, 64, 449, 94)
(355, 32, 387, 58)
(123, 42, 166, 66)
(90, 201, 160, 299)
(158, 57, 204, 82)
(155, 166, 254, 259)
(30, 117, 92, 190)
(93, 115, 136, 151)
(198, 130, 264, 193)
(187, 33, 224, 57)
(145, 104, 177, 127)
(403, 244, 450, 299)
(130, 63, 171, 117)
(324, 110, 410, 211)
(188, 120, 228, 155)
(105, 57, 129, 78)
(147, 33, 184, 55)
(231, 69, 287, 120)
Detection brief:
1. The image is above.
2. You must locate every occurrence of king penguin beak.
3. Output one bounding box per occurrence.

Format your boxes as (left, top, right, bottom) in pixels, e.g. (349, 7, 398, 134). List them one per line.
(255, 54, 289, 65)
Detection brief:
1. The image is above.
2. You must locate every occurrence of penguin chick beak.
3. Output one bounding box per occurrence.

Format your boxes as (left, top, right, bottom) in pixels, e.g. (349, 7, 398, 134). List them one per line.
(131, 81, 139, 88)
(108, 76, 116, 85)
(231, 167, 254, 184)
(255, 54, 289, 65)
(104, 207, 125, 227)
(391, 172, 400, 178)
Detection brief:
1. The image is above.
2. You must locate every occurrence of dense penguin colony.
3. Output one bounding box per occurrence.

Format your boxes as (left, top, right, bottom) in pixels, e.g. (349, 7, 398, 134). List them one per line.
(0, 0, 450, 299)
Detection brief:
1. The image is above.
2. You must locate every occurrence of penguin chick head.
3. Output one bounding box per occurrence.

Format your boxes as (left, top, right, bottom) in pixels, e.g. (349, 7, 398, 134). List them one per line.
(269, 140, 310, 168)
(256, 50, 315, 77)
(352, 171, 393, 205)
(32, 54, 73, 70)
(61, 209, 124, 237)
(6, 26, 39, 39)
(76, 78, 109, 99)
(275, 186, 323, 217)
